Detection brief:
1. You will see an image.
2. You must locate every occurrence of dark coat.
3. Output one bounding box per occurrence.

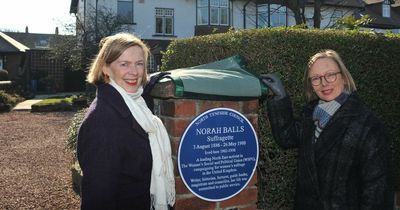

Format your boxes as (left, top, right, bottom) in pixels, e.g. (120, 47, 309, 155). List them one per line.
(77, 83, 152, 210)
(266, 93, 393, 210)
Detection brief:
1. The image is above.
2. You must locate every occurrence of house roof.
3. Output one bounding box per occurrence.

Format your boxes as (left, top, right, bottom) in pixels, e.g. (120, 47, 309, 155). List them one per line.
(358, 7, 400, 28)
(3, 32, 55, 50)
(0, 32, 29, 53)
(70, 0, 78, 14)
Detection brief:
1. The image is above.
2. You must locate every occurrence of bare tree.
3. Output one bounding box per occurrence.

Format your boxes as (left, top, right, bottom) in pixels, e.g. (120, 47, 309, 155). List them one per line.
(74, 6, 130, 69)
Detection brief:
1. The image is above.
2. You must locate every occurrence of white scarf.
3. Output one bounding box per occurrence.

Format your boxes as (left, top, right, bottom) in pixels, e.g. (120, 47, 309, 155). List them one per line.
(109, 79, 175, 210)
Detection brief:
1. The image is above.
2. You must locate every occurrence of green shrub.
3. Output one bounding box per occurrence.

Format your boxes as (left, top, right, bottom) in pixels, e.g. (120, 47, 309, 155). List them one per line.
(31, 95, 87, 112)
(66, 108, 88, 158)
(0, 69, 9, 81)
(0, 90, 24, 112)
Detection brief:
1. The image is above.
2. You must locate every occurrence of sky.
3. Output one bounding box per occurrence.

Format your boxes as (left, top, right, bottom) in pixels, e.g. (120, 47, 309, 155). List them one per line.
(0, 0, 75, 34)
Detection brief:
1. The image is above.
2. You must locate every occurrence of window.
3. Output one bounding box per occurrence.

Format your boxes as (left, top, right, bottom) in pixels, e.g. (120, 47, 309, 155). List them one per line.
(118, 0, 133, 24)
(382, 0, 391, 18)
(197, 0, 229, 26)
(257, 4, 286, 28)
(270, 4, 286, 27)
(155, 8, 174, 35)
(257, 4, 268, 28)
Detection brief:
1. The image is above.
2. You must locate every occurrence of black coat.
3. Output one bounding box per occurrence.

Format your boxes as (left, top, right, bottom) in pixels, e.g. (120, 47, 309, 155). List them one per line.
(266, 93, 393, 210)
(77, 83, 152, 210)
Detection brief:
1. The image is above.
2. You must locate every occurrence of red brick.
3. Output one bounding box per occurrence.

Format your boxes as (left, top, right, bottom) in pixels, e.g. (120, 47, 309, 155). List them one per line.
(247, 171, 258, 187)
(161, 100, 197, 117)
(246, 115, 259, 131)
(242, 99, 259, 114)
(164, 118, 191, 138)
(220, 188, 258, 208)
(170, 137, 181, 157)
(199, 100, 241, 113)
(239, 204, 258, 210)
(174, 196, 216, 210)
(175, 177, 191, 194)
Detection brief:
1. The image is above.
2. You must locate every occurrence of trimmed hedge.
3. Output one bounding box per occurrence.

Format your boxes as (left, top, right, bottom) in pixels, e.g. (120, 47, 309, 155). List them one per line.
(31, 95, 88, 112)
(161, 28, 400, 209)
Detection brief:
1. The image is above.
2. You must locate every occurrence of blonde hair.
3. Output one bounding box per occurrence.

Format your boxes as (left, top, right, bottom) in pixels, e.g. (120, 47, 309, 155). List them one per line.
(303, 49, 357, 101)
(86, 33, 150, 86)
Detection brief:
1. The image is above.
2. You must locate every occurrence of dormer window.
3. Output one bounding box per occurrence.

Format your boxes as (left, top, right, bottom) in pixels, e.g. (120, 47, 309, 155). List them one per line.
(382, 0, 391, 18)
(197, 0, 230, 26)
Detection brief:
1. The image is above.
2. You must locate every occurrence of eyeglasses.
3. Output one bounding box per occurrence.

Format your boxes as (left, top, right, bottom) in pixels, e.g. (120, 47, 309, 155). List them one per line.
(309, 72, 341, 86)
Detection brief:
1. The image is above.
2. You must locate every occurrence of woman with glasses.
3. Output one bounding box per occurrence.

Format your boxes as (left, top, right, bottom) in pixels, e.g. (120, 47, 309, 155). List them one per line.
(260, 49, 393, 209)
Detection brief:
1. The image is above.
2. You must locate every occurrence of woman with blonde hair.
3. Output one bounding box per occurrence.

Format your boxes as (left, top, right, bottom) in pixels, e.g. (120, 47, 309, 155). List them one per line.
(261, 49, 393, 209)
(77, 33, 175, 210)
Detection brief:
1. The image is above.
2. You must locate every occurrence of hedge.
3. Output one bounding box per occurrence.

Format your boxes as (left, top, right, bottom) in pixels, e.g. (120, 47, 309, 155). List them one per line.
(161, 28, 400, 209)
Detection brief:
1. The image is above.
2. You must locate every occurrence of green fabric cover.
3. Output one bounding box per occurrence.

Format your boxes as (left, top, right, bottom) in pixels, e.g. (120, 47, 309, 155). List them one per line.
(159, 54, 268, 100)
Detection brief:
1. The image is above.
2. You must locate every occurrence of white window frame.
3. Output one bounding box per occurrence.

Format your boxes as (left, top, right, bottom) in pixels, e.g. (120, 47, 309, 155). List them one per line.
(155, 8, 174, 36)
(197, 0, 229, 26)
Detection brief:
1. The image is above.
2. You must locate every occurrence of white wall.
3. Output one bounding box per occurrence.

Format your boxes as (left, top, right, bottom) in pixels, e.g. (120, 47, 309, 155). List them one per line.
(77, 0, 386, 40)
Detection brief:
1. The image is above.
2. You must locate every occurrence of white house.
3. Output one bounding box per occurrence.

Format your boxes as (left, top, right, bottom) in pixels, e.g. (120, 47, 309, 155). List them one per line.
(69, 0, 400, 71)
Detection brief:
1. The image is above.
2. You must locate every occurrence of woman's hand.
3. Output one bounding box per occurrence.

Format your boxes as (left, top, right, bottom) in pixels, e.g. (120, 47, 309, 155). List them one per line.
(260, 73, 286, 100)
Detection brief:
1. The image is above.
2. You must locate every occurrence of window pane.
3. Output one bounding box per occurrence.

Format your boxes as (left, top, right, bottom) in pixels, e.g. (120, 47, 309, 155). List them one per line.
(156, 17, 163, 33)
(117, 1, 133, 23)
(220, 8, 228, 25)
(211, 0, 219, 7)
(383, 4, 390, 17)
(165, 17, 173, 34)
(270, 4, 286, 27)
(198, 0, 208, 7)
(220, 0, 228, 7)
(197, 7, 208, 25)
(210, 7, 219, 25)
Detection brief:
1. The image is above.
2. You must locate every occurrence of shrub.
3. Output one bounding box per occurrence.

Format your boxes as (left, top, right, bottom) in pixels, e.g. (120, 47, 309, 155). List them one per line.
(66, 108, 88, 158)
(0, 69, 9, 81)
(0, 90, 24, 112)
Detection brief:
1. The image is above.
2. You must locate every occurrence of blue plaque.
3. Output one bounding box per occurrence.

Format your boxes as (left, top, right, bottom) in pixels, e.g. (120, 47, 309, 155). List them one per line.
(178, 107, 259, 201)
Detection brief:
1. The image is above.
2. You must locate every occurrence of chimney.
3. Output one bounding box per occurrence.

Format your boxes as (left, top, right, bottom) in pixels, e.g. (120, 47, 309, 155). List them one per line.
(25, 26, 29, 33)
(55, 27, 59, 35)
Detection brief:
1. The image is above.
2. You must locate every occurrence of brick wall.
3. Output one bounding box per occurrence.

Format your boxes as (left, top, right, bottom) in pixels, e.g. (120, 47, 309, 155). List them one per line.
(155, 98, 259, 210)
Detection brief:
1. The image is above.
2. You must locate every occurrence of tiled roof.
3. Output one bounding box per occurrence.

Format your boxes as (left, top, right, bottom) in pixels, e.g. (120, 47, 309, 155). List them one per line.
(3, 32, 56, 50)
(0, 32, 29, 52)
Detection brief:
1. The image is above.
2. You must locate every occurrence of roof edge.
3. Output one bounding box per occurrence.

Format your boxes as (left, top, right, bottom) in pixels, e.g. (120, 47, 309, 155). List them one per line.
(0, 32, 30, 52)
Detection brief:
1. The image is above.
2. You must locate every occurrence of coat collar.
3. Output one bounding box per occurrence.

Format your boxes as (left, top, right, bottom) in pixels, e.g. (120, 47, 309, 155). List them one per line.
(96, 83, 131, 119)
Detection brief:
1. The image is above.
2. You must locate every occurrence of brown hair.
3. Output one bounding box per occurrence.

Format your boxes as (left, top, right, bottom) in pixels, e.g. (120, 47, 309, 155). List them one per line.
(86, 33, 150, 86)
(303, 49, 357, 101)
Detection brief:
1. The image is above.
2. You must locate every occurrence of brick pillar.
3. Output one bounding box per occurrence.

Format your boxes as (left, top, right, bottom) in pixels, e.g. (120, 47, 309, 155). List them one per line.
(154, 98, 259, 210)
